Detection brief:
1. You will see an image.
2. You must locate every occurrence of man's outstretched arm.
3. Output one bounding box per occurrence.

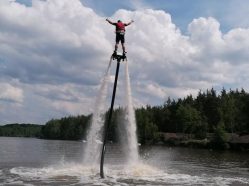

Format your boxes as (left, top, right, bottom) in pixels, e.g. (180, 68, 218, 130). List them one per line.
(106, 18, 115, 25)
(125, 20, 134, 26)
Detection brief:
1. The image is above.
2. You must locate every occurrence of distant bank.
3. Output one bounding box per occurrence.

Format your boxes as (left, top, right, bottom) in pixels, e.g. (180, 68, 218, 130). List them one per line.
(159, 132, 249, 151)
(0, 124, 42, 138)
(0, 123, 248, 151)
(1, 88, 249, 151)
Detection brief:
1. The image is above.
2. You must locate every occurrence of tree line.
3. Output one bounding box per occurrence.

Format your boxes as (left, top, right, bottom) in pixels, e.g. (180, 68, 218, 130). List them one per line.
(135, 88, 249, 148)
(40, 115, 91, 140)
(0, 124, 42, 137)
(40, 88, 249, 142)
(1, 88, 249, 148)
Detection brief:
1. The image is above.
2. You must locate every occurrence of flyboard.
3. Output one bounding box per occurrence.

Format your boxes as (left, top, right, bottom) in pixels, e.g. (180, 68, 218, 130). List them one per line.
(111, 52, 127, 61)
(100, 52, 127, 178)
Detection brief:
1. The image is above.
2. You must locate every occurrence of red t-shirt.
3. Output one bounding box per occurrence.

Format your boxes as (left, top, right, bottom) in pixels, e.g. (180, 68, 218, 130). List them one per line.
(115, 22, 127, 33)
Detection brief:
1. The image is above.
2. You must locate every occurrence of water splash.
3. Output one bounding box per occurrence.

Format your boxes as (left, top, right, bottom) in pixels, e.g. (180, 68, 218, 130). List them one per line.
(118, 60, 139, 164)
(9, 162, 249, 185)
(83, 57, 138, 167)
(83, 58, 112, 166)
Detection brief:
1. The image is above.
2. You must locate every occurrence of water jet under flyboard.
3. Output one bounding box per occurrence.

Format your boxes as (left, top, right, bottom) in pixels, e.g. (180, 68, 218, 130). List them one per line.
(82, 52, 139, 178)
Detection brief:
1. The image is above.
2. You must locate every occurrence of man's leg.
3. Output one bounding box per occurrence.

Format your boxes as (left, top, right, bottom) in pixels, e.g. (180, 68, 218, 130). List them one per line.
(121, 43, 126, 54)
(121, 35, 126, 54)
(115, 34, 120, 53)
(115, 43, 118, 52)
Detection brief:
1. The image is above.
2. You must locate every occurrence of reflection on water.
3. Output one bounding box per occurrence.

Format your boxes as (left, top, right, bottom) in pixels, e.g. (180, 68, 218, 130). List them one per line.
(0, 137, 248, 185)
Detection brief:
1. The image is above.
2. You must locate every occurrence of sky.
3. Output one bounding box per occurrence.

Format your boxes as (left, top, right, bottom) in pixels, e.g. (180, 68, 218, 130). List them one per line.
(0, 0, 249, 124)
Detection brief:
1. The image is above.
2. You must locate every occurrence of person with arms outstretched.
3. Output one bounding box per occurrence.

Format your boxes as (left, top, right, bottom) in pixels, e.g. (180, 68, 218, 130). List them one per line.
(106, 19, 134, 56)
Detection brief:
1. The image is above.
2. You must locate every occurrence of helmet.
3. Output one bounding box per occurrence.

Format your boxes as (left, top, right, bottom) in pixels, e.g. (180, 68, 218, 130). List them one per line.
(117, 20, 122, 23)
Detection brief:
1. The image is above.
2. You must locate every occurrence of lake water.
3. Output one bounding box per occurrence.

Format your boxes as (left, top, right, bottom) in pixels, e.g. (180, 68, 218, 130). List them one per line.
(0, 137, 248, 185)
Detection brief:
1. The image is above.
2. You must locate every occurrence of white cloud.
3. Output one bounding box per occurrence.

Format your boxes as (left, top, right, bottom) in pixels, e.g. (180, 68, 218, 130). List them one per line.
(0, 0, 112, 85)
(0, 0, 249, 123)
(188, 17, 223, 46)
(0, 82, 23, 103)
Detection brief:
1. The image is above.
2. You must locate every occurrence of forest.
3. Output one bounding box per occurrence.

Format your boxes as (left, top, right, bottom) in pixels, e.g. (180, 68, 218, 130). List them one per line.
(1, 88, 249, 149)
(0, 124, 42, 137)
(40, 88, 249, 148)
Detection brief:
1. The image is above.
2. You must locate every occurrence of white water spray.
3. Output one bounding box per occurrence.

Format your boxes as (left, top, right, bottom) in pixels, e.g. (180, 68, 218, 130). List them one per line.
(83, 57, 139, 167)
(83, 58, 112, 166)
(119, 60, 139, 164)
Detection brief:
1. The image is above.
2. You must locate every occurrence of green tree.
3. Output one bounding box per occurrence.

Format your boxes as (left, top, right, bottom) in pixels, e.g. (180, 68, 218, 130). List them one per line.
(219, 92, 237, 133)
(211, 122, 228, 149)
(176, 104, 204, 137)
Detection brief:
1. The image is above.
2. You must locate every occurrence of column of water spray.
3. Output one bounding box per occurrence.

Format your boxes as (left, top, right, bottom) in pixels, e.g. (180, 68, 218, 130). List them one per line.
(83, 58, 112, 166)
(123, 60, 139, 164)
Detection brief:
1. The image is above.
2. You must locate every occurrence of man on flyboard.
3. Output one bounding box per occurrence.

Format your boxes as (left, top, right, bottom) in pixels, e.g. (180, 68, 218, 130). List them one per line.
(106, 19, 134, 57)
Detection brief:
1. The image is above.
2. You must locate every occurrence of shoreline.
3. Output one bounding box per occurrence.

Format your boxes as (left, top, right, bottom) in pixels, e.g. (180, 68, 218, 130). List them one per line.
(1, 133, 249, 151)
(151, 132, 249, 151)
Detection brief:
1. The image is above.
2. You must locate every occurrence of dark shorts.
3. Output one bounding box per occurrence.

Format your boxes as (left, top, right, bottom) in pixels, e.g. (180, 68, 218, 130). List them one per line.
(116, 33, 125, 44)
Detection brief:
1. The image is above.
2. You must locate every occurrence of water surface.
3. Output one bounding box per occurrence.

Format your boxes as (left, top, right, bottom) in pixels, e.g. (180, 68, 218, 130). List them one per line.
(0, 137, 248, 185)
